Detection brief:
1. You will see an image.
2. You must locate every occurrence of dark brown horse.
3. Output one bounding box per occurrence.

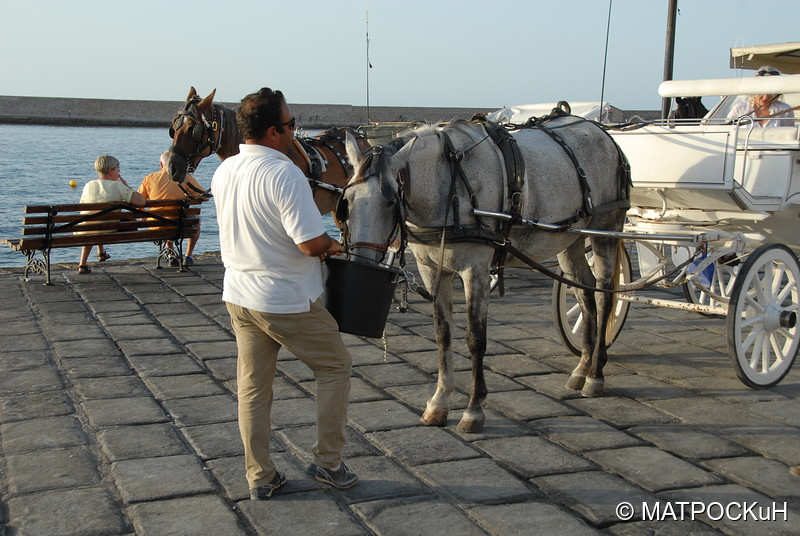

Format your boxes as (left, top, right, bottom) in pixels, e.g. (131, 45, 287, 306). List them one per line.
(674, 96, 709, 121)
(167, 87, 372, 214)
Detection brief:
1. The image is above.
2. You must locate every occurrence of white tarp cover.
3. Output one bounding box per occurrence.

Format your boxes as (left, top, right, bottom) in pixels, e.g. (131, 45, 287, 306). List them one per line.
(730, 42, 800, 74)
(659, 75, 800, 97)
(485, 102, 609, 123)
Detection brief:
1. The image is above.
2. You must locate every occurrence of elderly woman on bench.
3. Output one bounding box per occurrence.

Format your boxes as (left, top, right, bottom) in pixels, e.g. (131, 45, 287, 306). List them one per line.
(76, 154, 145, 274)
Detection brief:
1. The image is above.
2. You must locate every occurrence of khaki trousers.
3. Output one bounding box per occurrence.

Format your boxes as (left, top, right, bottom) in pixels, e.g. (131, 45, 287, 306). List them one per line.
(226, 298, 352, 488)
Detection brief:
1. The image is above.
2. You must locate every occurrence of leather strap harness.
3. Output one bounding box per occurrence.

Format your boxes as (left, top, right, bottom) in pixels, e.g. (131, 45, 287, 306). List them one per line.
(401, 106, 631, 300)
(168, 96, 223, 199)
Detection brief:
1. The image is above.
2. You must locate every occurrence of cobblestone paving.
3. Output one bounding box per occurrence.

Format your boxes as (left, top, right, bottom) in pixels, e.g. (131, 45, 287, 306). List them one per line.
(1, 254, 798, 535)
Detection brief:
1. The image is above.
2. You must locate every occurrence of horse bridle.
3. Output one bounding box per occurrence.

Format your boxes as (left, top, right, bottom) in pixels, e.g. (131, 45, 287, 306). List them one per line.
(169, 96, 223, 176)
(335, 144, 409, 265)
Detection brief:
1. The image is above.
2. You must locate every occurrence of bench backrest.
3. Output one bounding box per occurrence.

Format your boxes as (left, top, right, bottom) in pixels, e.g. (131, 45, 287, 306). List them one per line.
(15, 199, 201, 251)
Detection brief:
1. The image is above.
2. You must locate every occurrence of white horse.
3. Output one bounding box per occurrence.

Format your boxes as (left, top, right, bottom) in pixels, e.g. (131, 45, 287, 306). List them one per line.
(341, 115, 630, 432)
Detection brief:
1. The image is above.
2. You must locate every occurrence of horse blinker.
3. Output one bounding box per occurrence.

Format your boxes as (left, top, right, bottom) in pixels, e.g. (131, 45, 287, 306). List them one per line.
(380, 178, 396, 206)
(334, 196, 349, 222)
(192, 123, 204, 142)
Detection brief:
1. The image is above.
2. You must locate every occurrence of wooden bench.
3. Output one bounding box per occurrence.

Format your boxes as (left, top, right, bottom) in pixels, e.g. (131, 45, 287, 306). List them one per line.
(2, 199, 201, 284)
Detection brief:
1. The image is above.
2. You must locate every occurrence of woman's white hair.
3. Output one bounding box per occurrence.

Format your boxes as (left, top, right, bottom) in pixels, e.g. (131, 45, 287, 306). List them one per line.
(747, 65, 785, 105)
(94, 154, 120, 174)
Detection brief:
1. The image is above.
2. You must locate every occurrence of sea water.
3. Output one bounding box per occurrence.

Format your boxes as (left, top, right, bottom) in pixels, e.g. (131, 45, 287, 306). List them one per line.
(0, 124, 335, 268)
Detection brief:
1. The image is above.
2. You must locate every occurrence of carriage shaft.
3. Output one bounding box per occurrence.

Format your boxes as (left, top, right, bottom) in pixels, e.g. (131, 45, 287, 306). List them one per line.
(472, 209, 708, 243)
(619, 293, 727, 315)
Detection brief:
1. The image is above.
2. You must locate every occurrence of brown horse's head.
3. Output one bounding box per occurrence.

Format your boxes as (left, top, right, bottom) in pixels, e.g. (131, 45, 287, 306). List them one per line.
(167, 87, 218, 183)
(288, 127, 373, 216)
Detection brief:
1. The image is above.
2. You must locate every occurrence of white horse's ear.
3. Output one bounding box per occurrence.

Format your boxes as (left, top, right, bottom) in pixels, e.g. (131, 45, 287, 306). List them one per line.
(388, 136, 417, 173)
(345, 132, 364, 168)
(392, 136, 419, 165)
(398, 136, 417, 154)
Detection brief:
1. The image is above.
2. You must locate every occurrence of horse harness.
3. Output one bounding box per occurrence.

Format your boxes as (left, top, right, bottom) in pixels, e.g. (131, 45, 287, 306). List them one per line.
(168, 96, 225, 197)
(369, 107, 632, 302)
(293, 137, 328, 181)
(337, 139, 410, 259)
(295, 129, 354, 194)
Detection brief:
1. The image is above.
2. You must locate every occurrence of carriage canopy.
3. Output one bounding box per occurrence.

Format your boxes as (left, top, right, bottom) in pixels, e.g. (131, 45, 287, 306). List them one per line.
(730, 42, 800, 75)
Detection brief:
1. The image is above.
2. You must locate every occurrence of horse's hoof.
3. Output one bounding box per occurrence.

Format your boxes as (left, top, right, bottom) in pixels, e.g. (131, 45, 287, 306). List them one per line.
(456, 409, 485, 433)
(456, 417, 485, 433)
(581, 378, 605, 398)
(421, 408, 448, 427)
(565, 373, 586, 391)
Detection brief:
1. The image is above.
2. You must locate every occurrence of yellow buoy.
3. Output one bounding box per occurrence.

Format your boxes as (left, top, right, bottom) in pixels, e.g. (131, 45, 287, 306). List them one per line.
(69, 179, 78, 188)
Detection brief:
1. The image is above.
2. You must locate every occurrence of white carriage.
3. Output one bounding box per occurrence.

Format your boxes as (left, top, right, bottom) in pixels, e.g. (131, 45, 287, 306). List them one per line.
(499, 43, 800, 388)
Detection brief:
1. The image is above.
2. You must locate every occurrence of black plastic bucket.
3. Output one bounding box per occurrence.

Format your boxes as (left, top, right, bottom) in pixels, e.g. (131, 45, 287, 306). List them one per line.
(324, 257, 401, 338)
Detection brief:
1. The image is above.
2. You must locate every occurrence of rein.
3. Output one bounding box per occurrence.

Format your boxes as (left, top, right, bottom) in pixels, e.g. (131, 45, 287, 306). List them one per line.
(502, 241, 700, 294)
(424, 128, 490, 300)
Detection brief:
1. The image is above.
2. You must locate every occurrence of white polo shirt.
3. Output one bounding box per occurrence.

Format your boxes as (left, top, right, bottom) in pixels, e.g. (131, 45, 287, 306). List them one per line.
(212, 144, 325, 313)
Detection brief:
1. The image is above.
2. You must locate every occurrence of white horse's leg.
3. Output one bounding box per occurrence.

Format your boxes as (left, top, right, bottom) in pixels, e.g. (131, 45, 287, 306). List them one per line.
(457, 266, 490, 433)
(580, 236, 621, 398)
(419, 265, 456, 427)
(557, 242, 598, 392)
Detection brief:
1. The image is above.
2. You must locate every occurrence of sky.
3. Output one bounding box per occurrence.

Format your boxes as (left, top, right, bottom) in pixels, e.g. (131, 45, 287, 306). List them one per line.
(0, 0, 798, 112)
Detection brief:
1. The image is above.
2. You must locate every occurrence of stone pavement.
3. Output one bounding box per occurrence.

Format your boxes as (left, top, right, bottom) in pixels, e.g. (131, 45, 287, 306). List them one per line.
(0, 253, 799, 536)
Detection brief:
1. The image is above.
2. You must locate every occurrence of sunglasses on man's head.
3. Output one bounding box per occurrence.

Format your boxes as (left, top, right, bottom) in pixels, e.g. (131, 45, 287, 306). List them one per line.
(757, 70, 780, 76)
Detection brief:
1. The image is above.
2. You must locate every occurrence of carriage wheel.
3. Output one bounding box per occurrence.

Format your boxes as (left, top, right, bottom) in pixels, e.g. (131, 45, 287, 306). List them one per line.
(682, 257, 739, 314)
(552, 243, 632, 356)
(727, 244, 800, 388)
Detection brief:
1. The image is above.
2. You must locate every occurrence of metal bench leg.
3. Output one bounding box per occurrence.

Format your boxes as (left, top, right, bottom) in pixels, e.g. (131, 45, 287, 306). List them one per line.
(175, 239, 185, 272)
(22, 250, 50, 284)
(155, 240, 178, 269)
(43, 249, 52, 285)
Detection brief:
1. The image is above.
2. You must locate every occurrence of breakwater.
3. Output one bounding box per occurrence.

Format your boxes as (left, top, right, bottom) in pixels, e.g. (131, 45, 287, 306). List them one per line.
(0, 95, 492, 129)
(0, 95, 659, 129)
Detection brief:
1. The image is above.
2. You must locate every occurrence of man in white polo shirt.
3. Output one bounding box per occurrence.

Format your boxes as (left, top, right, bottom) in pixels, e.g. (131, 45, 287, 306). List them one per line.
(211, 87, 357, 500)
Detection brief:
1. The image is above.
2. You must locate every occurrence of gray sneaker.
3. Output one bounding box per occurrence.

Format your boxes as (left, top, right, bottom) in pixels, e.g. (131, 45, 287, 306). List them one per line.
(249, 470, 286, 500)
(307, 462, 358, 489)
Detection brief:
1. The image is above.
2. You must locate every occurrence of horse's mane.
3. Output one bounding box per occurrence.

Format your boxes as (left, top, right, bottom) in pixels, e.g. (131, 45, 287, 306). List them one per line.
(351, 137, 405, 185)
(216, 104, 241, 155)
(351, 128, 430, 185)
(351, 121, 484, 184)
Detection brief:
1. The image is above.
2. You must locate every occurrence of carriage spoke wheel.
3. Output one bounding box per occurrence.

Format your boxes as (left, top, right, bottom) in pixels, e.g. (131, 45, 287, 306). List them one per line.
(727, 244, 800, 388)
(552, 243, 632, 356)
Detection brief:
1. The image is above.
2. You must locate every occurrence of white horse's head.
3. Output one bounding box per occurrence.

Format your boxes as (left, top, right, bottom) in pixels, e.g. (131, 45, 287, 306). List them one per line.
(339, 132, 419, 265)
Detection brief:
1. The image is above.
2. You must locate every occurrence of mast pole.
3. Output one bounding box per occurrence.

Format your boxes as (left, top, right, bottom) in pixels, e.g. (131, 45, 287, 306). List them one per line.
(366, 1, 371, 123)
(598, 0, 613, 122)
(661, 0, 678, 119)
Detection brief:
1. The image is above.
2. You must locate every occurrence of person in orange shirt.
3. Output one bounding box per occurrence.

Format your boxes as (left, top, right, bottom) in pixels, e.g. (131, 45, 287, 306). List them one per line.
(139, 150, 204, 266)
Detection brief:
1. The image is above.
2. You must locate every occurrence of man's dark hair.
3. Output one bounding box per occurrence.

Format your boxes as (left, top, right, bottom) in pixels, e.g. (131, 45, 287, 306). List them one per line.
(236, 88, 286, 141)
